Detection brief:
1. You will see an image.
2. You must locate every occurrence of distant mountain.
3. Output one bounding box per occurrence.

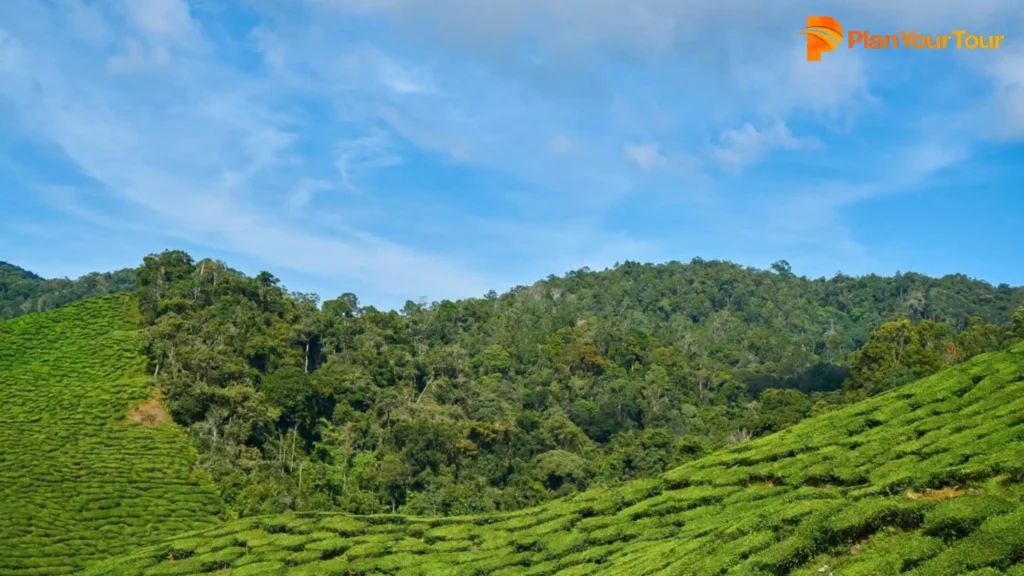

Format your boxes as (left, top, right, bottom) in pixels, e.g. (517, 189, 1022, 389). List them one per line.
(0, 261, 135, 319)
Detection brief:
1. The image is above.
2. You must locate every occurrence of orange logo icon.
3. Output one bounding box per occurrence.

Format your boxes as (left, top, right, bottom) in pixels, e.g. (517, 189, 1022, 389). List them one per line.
(800, 16, 843, 61)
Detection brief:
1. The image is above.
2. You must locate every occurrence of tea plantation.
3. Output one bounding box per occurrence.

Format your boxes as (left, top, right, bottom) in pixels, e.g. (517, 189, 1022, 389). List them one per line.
(84, 341, 1024, 575)
(0, 295, 224, 575)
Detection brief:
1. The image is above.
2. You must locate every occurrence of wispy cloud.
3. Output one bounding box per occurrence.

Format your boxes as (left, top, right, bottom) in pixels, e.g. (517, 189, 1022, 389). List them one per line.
(287, 178, 334, 213)
(121, 0, 206, 50)
(0, 0, 1022, 305)
(980, 47, 1024, 140)
(0, 0, 488, 302)
(710, 121, 817, 173)
(623, 143, 666, 171)
(333, 133, 403, 193)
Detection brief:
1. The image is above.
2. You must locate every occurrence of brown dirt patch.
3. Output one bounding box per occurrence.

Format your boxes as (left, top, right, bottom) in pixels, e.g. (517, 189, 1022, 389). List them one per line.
(906, 487, 966, 501)
(127, 392, 171, 427)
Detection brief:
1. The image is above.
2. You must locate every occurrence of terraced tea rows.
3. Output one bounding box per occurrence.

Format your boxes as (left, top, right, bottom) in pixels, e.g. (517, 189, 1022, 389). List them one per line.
(86, 342, 1024, 575)
(0, 295, 224, 575)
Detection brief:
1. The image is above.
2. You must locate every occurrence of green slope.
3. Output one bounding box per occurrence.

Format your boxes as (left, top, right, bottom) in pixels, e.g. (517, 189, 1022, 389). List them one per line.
(84, 341, 1024, 576)
(0, 295, 224, 575)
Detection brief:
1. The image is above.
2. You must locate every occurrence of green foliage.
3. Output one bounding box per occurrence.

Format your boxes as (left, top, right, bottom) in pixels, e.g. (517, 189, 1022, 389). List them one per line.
(957, 316, 1008, 360)
(844, 312, 1017, 401)
(85, 340, 1024, 575)
(0, 261, 134, 320)
(844, 319, 956, 398)
(0, 295, 224, 574)
(119, 251, 1024, 519)
(2, 254, 1022, 575)
(1011, 306, 1024, 341)
(748, 388, 813, 434)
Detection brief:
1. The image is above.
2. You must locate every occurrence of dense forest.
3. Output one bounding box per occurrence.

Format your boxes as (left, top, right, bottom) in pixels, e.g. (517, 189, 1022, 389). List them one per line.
(120, 250, 1024, 519)
(0, 261, 135, 320)
(83, 338, 1024, 576)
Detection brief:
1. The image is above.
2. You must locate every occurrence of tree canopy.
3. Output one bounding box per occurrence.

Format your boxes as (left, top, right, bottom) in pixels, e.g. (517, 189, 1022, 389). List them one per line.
(123, 250, 1024, 518)
(0, 261, 135, 320)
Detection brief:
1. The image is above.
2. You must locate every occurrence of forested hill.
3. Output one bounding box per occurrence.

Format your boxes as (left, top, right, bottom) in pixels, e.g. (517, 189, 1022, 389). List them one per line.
(0, 261, 135, 319)
(494, 259, 1023, 382)
(85, 340, 1024, 576)
(127, 250, 1024, 519)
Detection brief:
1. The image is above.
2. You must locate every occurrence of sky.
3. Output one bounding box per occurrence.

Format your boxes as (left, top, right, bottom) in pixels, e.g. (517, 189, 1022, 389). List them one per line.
(0, 0, 1022, 310)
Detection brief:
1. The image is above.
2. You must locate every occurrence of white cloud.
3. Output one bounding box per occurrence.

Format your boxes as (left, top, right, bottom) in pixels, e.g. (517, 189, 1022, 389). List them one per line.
(981, 47, 1024, 140)
(0, 1, 489, 302)
(895, 141, 967, 185)
(3, 0, 1021, 305)
(103, 0, 206, 73)
(120, 0, 203, 50)
(336, 47, 436, 95)
(250, 26, 288, 76)
(737, 44, 873, 121)
(333, 133, 403, 193)
(710, 121, 816, 172)
(622, 143, 706, 183)
(624, 143, 665, 171)
(287, 179, 335, 213)
(377, 62, 433, 95)
(375, 105, 473, 161)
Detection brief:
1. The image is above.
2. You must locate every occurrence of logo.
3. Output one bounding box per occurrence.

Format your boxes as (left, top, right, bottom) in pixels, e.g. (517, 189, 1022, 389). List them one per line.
(800, 16, 843, 61)
(800, 16, 1005, 60)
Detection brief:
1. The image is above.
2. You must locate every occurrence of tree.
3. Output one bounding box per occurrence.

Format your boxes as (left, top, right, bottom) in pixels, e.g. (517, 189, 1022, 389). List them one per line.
(750, 388, 812, 434)
(843, 319, 953, 398)
(372, 454, 412, 513)
(135, 250, 195, 322)
(473, 345, 513, 377)
(291, 292, 323, 374)
(1011, 306, 1024, 341)
(262, 366, 317, 433)
(955, 316, 1005, 360)
(324, 293, 358, 319)
(532, 450, 591, 493)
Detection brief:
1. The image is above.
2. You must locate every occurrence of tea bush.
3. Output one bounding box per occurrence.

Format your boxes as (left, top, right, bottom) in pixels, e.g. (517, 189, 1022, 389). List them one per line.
(0, 295, 224, 575)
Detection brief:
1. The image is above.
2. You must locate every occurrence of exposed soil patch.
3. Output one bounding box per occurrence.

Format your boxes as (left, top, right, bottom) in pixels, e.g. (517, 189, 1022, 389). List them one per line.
(906, 487, 966, 501)
(126, 392, 171, 427)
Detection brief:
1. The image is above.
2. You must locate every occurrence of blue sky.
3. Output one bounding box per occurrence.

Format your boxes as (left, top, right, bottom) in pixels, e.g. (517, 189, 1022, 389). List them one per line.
(0, 0, 1022, 309)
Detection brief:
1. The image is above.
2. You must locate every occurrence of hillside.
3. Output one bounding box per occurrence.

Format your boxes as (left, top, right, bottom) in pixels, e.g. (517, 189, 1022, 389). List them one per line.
(0, 261, 135, 320)
(0, 295, 224, 575)
(84, 340, 1024, 576)
(126, 251, 1024, 520)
